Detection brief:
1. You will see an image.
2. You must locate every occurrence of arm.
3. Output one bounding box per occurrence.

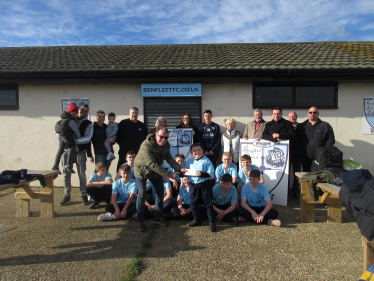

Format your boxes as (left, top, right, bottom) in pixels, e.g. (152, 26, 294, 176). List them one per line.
(241, 198, 259, 221)
(211, 124, 221, 153)
(243, 123, 249, 139)
(75, 123, 94, 145)
(145, 199, 155, 211)
(112, 193, 121, 219)
(140, 143, 172, 178)
(86, 178, 113, 187)
(279, 122, 296, 140)
(107, 125, 119, 138)
(261, 123, 277, 142)
(165, 150, 182, 173)
(325, 124, 335, 147)
(255, 198, 273, 223)
(120, 193, 136, 218)
(68, 119, 81, 139)
(163, 188, 172, 203)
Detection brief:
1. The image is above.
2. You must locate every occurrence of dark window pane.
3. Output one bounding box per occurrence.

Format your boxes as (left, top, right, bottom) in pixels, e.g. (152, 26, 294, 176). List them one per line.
(0, 90, 17, 106)
(255, 87, 293, 107)
(296, 87, 334, 106)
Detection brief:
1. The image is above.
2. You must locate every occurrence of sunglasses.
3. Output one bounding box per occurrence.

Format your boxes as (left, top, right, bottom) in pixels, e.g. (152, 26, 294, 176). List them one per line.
(308, 111, 318, 114)
(80, 109, 88, 113)
(157, 134, 169, 140)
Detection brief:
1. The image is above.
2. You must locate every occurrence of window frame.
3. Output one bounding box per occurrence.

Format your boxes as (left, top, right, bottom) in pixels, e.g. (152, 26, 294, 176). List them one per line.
(252, 82, 338, 109)
(0, 84, 19, 110)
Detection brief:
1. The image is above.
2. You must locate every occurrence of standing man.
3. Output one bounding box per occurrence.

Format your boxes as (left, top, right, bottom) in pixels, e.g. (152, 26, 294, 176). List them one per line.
(92, 110, 114, 170)
(262, 107, 296, 143)
(197, 110, 221, 168)
(60, 103, 93, 206)
(243, 109, 267, 141)
(288, 111, 301, 198)
(297, 107, 335, 172)
(116, 107, 147, 171)
(134, 126, 186, 232)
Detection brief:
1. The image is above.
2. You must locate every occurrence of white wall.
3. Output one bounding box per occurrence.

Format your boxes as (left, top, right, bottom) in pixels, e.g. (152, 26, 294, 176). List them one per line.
(1, 82, 373, 187)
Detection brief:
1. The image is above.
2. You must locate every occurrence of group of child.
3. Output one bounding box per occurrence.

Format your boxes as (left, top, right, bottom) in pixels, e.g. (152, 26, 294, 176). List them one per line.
(53, 102, 119, 174)
(92, 143, 281, 232)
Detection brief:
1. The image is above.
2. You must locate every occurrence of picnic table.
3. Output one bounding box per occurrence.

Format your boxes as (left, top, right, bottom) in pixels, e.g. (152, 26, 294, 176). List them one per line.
(0, 170, 59, 218)
(296, 171, 374, 270)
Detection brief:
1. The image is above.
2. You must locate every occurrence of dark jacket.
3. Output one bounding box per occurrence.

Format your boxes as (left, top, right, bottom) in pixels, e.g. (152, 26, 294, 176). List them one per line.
(297, 118, 335, 160)
(134, 134, 181, 180)
(77, 119, 92, 153)
(262, 117, 297, 153)
(92, 122, 110, 155)
(197, 122, 221, 153)
(57, 111, 76, 143)
(116, 119, 147, 156)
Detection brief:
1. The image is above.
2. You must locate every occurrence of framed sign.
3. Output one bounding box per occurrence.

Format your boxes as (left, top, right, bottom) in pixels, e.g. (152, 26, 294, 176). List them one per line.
(164, 128, 194, 168)
(61, 98, 90, 118)
(363, 97, 374, 134)
(240, 139, 290, 206)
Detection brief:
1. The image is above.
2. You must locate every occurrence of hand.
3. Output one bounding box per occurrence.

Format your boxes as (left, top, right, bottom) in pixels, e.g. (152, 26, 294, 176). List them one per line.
(108, 137, 115, 144)
(170, 172, 179, 179)
(251, 212, 258, 221)
(114, 210, 121, 220)
(89, 156, 94, 163)
(208, 150, 214, 155)
(170, 179, 178, 190)
(179, 208, 185, 215)
(195, 171, 201, 177)
(180, 168, 187, 175)
(256, 138, 261, 141)
(216, 209, 226, 221)
(147, 205, 155, 212)
(121, 209, 127, 218)
(204, 151, 209, 156)
(272, 133, 280, 139)
(255, 213, 264, 223)
(244, 137, 248, 140)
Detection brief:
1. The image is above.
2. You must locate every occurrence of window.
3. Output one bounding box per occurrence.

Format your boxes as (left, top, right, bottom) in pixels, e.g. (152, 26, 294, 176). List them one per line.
(253, 83, 337, 109)
(0, 85, 19, 110)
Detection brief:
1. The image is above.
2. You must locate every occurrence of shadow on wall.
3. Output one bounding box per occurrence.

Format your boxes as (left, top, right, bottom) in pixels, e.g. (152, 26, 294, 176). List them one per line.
(335, 140, 374, 174)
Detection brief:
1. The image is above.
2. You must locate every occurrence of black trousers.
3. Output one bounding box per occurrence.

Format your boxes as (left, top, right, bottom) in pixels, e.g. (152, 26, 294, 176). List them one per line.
(213, 204, 238, 223)
(53, 139, 75, 168)
(105, 202, 136, 216)
(86, 185, 112, 204)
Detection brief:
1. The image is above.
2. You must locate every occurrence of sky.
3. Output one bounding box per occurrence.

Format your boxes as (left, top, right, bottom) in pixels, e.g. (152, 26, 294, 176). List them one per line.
(0, 0, 374, 47)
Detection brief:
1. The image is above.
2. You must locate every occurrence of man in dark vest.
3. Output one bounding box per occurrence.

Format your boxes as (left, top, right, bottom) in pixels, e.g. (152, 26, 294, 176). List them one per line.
(60, 103, 93, 206)
(91, 110, 115, 171)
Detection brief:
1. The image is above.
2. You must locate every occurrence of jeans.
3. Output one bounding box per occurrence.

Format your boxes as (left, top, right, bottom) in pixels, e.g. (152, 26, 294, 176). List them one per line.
(95, 154, 112, 171)
(62, 150, 87, 196)
(136, 176, 164, 222)
(189, 180, 215, 223)
(237, 205, 278, 224)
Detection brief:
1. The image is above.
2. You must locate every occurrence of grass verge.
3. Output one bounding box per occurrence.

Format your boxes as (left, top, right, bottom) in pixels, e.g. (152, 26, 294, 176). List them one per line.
(120, 223, 160, 281)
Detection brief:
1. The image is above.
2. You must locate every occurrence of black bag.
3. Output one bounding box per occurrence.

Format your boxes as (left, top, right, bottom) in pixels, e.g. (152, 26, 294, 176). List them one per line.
(314, 146, 343, 168)
(55, 120, 62, 135)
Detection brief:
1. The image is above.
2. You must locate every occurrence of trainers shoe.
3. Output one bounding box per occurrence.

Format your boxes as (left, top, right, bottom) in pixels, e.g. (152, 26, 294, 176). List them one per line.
(209, 222, 217, 232)
(154, 217, 169, 226)
(59, 195, 71, 206)
(51, 166, 62, 175)
(187, 220, 202, 227)
(106, 152, 114, 161)
(137, 221, 146, 232)
(109, 154, 116, 160)
(98, 213, 114, 221)
(81, 195, 90, 205)
(89, 201, 99, 209)
(268, 219, 281, 227)
(64, 165, 75, 174)
(231, 217, 239, 225)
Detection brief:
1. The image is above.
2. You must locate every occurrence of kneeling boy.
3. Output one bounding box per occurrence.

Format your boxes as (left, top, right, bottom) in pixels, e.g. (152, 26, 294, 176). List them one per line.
(185, 143, 216, 232)
(238, 169, 281, 226)
(213, 174, 238, 224)
(98, 164, 137, 221)
(86, 162, 113, 209)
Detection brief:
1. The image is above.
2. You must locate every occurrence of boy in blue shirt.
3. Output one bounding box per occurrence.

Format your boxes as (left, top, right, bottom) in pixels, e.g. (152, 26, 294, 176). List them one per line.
(145, 177, 173, 216)
(168, 153, 185, 190)
(86, 162, 113, 209)
(238, 169, 281, 226)
(115, 151, 136, 181)
(185, 143, 216, 232)
(167, 177, 206, 220)
(98, 164, 137, 221)
(213, 174, 238, 224)
(215, 152, 238, 184)
(238, 154, 265, 199)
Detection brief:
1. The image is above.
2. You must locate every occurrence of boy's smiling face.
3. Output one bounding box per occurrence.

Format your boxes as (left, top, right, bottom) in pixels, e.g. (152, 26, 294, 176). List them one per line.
(176, 157, 185, 167)
(96, 167, 107, 177)
(126, 154, 135, 166)
(222, 155, 232, 167)
(120, 170, 131, 182)
(191, 146, 204, 160)
(108, 116, 116, 123)
(241, 159, 251, 169)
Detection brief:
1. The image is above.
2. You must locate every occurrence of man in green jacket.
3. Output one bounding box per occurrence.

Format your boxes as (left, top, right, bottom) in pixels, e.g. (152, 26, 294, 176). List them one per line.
(134, 126, 186, 232)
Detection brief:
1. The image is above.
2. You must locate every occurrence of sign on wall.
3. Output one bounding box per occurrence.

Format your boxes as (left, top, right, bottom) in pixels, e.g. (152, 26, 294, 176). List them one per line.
(141, 83, 201, 97)
(164, 128, 194, 168)
(363, 97, 374, 134)
(240, 139, 290, 206)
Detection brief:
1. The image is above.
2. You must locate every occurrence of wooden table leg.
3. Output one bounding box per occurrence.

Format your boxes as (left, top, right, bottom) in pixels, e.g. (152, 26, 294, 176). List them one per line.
(300, 181, 315, 223)
(363, 237, 374, 270)
(16, 187, 30, 217)
(327, 200, 342, 223)
(40, 176, 54, 218)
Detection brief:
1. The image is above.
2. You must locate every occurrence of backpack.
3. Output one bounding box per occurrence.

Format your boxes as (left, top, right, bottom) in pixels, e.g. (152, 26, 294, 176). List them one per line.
(314, 146, 343, 168)
(55, 120, 62, 135)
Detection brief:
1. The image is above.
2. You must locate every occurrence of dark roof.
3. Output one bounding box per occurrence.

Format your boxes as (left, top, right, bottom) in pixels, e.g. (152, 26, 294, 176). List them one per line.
(1, 42, 374, 72)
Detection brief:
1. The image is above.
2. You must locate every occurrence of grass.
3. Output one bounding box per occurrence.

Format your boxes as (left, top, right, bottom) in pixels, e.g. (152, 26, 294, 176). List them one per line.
(120, 223, 160, 281)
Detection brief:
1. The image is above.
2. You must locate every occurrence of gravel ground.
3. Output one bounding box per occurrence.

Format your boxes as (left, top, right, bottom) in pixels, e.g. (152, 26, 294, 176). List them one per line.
(0, 187, 365, 281)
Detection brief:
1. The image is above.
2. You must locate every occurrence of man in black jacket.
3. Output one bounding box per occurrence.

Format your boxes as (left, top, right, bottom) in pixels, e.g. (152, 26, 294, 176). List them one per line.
(262, 107, 296, 144)
(297, 107, 335, 172)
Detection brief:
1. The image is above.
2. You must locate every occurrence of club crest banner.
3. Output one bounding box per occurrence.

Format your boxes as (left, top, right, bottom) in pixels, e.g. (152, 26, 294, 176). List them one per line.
(363, 97, 374, 134)
(164, 128, 194, 167)
(240, 139, 290, 206)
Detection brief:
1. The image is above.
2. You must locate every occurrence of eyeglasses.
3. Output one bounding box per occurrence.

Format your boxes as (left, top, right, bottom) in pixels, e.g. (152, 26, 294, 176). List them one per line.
(308, 111, 318, 114)
(127, 156, 135, 159)
(157, 134, 169, 140)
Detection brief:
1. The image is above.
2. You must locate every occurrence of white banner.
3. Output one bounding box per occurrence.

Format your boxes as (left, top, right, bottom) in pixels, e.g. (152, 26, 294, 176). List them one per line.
(363, 97, 374, 134)
(240, 139, 290, 206)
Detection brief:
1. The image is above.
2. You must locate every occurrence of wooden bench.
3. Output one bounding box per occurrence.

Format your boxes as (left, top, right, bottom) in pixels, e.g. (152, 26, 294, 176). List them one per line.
(296, 172, 342, 223)
(0, 170, 59, 218)
(296, 172, 374, 270)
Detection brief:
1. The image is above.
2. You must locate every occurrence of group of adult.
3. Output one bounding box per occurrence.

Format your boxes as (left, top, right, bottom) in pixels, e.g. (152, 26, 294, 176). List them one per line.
(58, 104, 334, 230)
